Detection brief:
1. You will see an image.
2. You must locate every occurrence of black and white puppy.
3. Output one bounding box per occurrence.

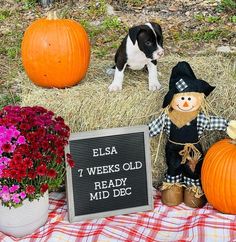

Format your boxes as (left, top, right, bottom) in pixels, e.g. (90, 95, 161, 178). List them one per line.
(108, 22, 164, 92)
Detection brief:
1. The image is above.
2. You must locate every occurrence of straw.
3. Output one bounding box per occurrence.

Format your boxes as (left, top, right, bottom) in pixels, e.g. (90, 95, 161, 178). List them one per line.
(18, 54, 236, 185)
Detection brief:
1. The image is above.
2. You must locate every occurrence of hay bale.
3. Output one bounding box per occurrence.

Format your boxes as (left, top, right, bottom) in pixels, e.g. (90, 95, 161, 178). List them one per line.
(19, 54, 236, 186)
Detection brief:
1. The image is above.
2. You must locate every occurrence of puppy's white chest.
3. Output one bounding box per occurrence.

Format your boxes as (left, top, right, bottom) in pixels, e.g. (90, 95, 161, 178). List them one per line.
(126, 38, 148, 70)
(127, 55, 147, 70)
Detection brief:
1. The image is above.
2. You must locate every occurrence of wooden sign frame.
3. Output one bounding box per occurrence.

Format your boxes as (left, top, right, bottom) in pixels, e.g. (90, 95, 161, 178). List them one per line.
(65, 125, 153, 222)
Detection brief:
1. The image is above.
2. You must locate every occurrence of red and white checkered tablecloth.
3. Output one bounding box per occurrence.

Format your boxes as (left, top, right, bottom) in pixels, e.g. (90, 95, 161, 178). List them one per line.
(1, 190, 236, 242)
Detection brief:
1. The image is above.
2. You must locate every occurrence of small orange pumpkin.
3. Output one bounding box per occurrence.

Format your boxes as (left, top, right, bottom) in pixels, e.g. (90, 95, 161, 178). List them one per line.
(21, 12, 90, 88)
(201, 139, 236, 214)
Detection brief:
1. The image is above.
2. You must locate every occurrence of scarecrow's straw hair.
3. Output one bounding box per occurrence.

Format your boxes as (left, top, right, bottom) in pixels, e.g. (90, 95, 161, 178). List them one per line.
(18, 54, 236, 186)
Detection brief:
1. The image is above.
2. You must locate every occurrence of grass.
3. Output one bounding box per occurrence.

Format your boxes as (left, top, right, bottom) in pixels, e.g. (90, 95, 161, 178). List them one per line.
(119, 0, 145, 7)
(79, 16, 126, 58)
(0, 10, 11, 21)
(0, 95, 21, 109)
(86, 0, 107, 18)
(17, 0, 38, 9)
(102, 16, 122, 30)
(172, 26, 232, 42)
(6, 47, 20, 59)
(231, 15, 236, 23)
(192, 28, 231, 41)
(0, 25, 23, 60)
(217, 0, 236, 12)
(194, 14, 221, 23)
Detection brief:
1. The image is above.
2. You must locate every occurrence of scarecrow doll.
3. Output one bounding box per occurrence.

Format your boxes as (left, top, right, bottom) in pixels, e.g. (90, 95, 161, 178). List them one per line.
(149, 61, 236, 208)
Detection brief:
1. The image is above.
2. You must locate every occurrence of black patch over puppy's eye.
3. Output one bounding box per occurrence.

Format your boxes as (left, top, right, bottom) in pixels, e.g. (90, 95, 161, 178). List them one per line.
(145, 41, 152, 46)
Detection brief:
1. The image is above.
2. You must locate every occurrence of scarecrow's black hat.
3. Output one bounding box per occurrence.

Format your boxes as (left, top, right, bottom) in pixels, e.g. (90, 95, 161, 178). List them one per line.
(162, 61, 215, 108)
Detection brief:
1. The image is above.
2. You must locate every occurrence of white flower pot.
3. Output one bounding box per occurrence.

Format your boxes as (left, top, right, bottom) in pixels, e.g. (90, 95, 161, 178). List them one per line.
(0, 191, 49, 237)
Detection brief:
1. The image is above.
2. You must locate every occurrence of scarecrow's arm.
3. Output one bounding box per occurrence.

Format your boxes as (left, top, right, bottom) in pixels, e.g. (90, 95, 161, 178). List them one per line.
(197, 113, 228, 137)
(204, 115, 229, 131)
(148, 113, 168, 137)
(200, 114, 236, 139)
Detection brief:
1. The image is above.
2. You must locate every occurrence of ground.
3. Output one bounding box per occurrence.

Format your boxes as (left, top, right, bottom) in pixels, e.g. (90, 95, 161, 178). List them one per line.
(0, 0, 235, 108)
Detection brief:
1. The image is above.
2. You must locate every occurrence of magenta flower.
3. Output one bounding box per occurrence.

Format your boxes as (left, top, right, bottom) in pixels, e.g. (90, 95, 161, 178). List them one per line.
(0, 164, 5, 177)
(1, 192, 10, 202)
(9, 185, 20, 193)
(12, 194, 21, 204)
(20, 192, 26, 199)
(1, 185, 9, 193)
(12, 128, 20, 138)
(16, 136, 26, 145)
(10, 144, 16, 153)
(0, 157, 10, 165)
(0, 126, 24, 156)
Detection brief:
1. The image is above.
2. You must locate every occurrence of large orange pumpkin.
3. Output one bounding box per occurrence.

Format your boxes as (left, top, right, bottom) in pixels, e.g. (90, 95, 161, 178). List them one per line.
(201, 139, 236, 214)
(21, 12, 90, 88)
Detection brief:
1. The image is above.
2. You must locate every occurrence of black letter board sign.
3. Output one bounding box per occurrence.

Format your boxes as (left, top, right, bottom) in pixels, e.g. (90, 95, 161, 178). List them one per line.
(65, 125, 153, 222)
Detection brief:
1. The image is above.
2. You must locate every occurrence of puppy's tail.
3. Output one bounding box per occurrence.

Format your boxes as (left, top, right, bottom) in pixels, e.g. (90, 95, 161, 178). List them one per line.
(106, 65, 116, 76)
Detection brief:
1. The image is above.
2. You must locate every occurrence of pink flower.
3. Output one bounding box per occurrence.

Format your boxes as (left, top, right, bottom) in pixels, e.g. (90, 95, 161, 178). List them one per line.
(16, 135, 26, 145)
(1, 185, 9, 193)
(20, 192, 26, 199)
(1, 192, 10, 202)
(12, 193, 21, 203)
(13, 130, 20, 138)
(0, 186, 10, 202)
(10, 144, 16, 153)
(9, 184, 20, 193)
(0, 157, 10, 165)
(0, 164, 5, 171)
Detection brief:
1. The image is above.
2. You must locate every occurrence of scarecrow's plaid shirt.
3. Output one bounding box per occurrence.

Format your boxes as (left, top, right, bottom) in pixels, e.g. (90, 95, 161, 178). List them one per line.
(149, 112, 229, 138)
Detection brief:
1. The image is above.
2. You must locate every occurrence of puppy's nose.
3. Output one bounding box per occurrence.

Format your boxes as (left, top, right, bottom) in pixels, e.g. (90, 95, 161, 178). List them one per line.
(158, 48, 164, 57)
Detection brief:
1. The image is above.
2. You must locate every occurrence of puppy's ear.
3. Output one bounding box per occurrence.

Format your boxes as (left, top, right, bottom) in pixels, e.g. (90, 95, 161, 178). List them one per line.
(150, 22, 163, 46)
(150, 22, 162, 35)
(128, 26, 141, 45)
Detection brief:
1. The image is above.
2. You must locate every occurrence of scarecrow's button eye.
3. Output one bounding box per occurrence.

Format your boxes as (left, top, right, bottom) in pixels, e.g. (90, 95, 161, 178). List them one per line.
(181, 97, 185, 100)
(188, 97, 191, 101)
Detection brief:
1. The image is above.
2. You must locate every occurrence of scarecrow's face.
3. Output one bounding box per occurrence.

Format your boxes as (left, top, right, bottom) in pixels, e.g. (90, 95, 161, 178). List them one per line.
(171, 92, 203, 112)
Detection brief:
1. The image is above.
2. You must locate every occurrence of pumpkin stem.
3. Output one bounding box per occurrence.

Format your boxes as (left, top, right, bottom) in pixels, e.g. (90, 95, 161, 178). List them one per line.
(47, 11, 58, 20)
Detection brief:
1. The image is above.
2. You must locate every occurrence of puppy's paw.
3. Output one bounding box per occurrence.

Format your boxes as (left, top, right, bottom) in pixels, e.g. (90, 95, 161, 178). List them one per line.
(108, 83, 122, 92)
(149, 82, 161, 91)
